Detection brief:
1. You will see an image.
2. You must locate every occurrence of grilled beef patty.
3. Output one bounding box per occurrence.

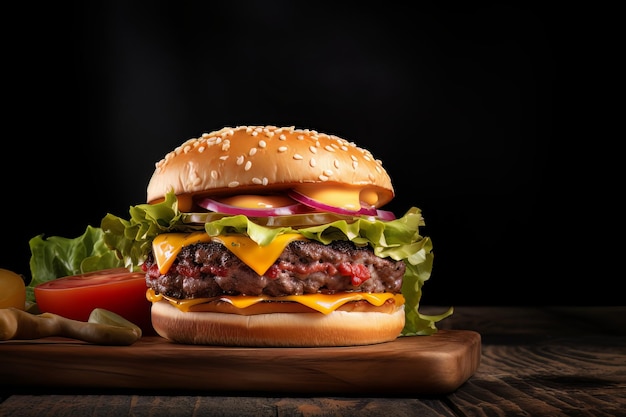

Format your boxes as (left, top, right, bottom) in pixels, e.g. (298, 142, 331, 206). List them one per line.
(142, 239, 405, 299)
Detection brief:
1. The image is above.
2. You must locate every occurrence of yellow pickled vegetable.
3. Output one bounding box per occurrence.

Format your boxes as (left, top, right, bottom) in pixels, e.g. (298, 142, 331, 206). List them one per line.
(0, 268, 26, 310)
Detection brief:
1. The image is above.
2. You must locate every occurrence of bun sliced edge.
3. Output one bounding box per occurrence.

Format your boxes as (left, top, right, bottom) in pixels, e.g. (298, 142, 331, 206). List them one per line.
(151, 300, 405, 347)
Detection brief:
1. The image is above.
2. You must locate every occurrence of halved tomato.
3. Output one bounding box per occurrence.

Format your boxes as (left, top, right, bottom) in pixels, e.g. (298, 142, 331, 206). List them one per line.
(34, 268, 154, 335)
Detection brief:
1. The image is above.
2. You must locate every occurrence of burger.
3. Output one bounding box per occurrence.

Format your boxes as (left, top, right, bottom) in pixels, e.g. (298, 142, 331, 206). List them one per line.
(101, 125, 451, 346)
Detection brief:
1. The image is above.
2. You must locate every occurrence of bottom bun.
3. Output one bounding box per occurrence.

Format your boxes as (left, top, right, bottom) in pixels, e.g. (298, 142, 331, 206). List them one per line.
(151, 300, 405, 347)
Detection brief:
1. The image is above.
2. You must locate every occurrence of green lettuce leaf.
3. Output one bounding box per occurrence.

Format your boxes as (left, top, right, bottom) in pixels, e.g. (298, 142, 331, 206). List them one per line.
(100, 191, 186, 270)
(26, 225, 125, 303)
(100, 191, 452, 335)
(201, 205, 453, 335)
(27, 190, 452, 335)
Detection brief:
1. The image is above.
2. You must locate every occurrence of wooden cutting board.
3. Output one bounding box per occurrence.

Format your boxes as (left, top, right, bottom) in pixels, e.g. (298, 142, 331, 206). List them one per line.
(0, 330, 480, 396)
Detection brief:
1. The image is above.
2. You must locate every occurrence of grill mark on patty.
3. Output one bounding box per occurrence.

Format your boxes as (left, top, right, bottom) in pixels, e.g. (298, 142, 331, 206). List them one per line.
(143, 239, 405, 299)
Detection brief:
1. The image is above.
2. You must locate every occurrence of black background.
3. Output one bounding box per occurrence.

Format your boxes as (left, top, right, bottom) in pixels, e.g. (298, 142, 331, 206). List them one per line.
(2, 3, 616, 306)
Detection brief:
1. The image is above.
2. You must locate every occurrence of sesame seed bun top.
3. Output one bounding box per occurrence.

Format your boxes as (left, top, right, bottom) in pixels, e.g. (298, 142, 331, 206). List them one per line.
(147, 125, 394, 211)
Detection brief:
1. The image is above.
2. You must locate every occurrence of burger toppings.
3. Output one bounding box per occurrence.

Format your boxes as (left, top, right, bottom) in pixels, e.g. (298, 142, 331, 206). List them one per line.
(290, 181, 388, 211)
(287, 189, 397, 220)
(196, 195, 309, 217)
(147, 289, 405, 315)
(288, 189, 374, 216)
(142, 239, 405, 300)
(150, 231, 307, 275)
(197, 193, 397, 220)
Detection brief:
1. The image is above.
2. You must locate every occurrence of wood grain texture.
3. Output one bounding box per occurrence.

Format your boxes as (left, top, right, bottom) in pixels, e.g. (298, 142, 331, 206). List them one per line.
(3, 307, 624, 417)
(0, 329, 480, 396)
(433, 306, 626, 417)
(0, 395, 459, 417)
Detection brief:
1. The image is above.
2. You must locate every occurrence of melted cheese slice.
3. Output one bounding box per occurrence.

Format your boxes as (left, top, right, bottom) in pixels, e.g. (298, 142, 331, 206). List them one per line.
(152, 232, 211, 274)
(152, 232, 306, 275)
(213, 233, 306, 275)
(294, 184, 382, 210)
(219, 195, 296, 209)
(147, 288, 405, 315)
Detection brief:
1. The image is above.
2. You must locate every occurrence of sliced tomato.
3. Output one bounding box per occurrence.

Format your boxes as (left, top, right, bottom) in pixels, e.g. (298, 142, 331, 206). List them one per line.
(34, 268, 154, 335)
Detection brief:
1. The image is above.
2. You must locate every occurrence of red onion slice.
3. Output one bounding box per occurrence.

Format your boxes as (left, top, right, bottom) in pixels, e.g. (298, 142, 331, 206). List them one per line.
(373, 210, 396, 221)
(287, 190, 379, 216)
(196, 197, 307, 217)
(196, 193, 396, 221)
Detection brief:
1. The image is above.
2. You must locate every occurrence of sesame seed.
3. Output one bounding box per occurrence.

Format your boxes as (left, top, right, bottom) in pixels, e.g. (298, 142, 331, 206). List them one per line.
(228, 181, 240, 188)
(262, 177, 269, 186)
(151, 126, 392, 189)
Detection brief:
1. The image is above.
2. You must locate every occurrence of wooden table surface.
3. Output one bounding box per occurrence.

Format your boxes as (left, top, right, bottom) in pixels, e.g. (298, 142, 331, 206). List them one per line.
(1, 306, 625, 417)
